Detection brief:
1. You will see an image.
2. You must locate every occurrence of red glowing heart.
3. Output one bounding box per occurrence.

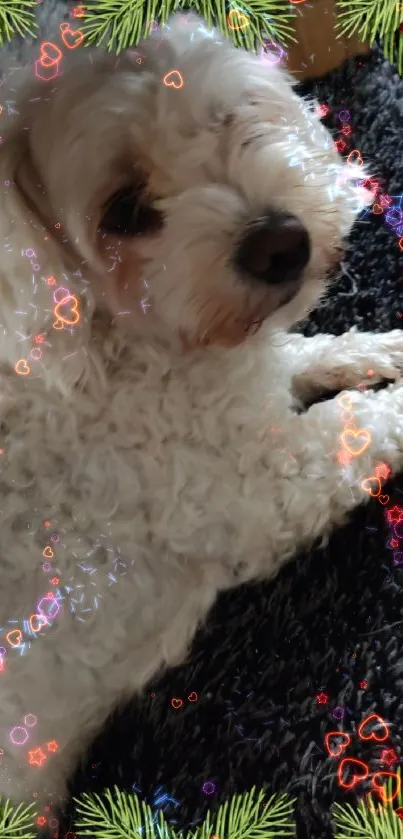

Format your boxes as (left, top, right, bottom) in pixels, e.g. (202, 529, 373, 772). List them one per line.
(171, 698, 183, 709)
(372, 772, 401, 804)
(324, 731, 351, 758)
(358, 714, 390, 742)
(59, 22, 84, 49)
(337, 757, 369, 790)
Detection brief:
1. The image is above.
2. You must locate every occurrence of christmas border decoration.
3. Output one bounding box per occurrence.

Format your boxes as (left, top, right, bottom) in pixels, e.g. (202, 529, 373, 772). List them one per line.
(1, 779, 403, 838)
(1, 1, 402, 76)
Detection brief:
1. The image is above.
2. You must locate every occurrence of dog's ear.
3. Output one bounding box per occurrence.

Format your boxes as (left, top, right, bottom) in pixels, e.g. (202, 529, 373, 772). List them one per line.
(0, 110, 97, 394)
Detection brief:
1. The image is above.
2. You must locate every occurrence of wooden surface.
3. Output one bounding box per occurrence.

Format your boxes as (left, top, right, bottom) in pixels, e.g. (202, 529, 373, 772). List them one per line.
(285, 0, 371, 80)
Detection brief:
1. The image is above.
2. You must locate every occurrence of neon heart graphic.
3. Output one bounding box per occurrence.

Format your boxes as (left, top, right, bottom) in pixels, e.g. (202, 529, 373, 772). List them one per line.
(38, 41, 62, 68)
(341, 427, 371, 457)
(372, 772, 401, 804)
(357, 713, 390, 742)
(361, 476, 382, 497)
(14, 359, 30, 376)
(42, 546, 54, 559)
(59, 22, 84, 49)
(227, 9, 249, 29)
(337, 394, 352, 410)
(324, 731, 351, 758)
(163, 70, 184, 89)
(171, 698, 183, 709)
(53, 295, 80, 328)
(187, 692, 198, 702)
(378, 495, 390, 505)
(337, 757, 369, 790)
(6, 629, 23, 648)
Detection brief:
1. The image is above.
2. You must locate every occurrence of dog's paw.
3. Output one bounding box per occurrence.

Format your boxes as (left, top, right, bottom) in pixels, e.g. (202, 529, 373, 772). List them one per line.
(294, 328, 403, 401)
(355, 329, 403, 384)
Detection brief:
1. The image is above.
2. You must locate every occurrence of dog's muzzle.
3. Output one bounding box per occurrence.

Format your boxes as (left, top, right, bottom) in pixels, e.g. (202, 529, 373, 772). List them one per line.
(233, 211, 311, 299)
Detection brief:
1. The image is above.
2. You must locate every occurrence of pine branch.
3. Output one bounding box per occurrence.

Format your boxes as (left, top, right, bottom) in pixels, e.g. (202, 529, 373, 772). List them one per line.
(75, 786, 171, 839)
(332, 800, 403, 839)
(80, 0, 297, 54)
(0, 0, 38, 45)
(332, 768, 403, 839)
(0, 797, 37, 839)
(335, 0, 403, 77)
(75, 787, 296, 839)
(197, 787, 296, 839)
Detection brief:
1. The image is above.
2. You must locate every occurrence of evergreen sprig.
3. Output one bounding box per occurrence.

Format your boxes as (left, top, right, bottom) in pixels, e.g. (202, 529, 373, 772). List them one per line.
(0, 797, 37, 839)
(336, 0, 403, 77)
(80, 0, 297, 55)
(332, 768, 403, 839)
(0, 0, 37, 46)
(74, 785, 296, 839)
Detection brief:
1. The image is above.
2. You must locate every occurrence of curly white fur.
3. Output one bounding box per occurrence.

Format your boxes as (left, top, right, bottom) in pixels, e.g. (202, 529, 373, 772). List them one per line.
(0, 13, 402, 816)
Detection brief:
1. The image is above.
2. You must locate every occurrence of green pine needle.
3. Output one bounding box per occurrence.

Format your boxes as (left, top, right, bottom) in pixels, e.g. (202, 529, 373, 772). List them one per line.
(335, 0, 403, 76)
(332, 767, 403, 839)
(0, 0, 38, 45)
(75, 786, 296, 839)
(0, 797, 37, 839)
(80, 0, 297, 55)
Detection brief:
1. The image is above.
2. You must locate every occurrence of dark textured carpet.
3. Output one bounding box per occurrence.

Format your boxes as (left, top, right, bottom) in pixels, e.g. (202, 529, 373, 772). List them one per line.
(61, 44, 402, 839)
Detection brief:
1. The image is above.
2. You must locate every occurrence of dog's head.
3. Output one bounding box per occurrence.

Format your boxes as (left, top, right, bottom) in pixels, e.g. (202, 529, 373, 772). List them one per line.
(0, 14, 371, 386)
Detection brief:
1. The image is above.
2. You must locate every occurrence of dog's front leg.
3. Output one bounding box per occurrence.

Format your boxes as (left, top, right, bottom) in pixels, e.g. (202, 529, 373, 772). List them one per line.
(224, 381, 403, 583)
(286, 328, 403, 403)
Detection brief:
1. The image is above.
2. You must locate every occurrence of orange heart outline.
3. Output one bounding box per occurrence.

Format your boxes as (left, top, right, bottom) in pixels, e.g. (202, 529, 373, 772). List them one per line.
(337, 394, 353, 410)
(29, 613, 48, 633)
(59, 22, 84, 49)
(38, 40, 62, 68)
(337, 757, 369, 790)
(14, 359, 30, 376)
(324, 731, 351, 758)
(357, 713, 390, 742)
(347, 149, 363, 167)
(43, 546, 54, 559)
(6, 629, 23, 648)
(227, 9, 249, 30)
(163, 70, 184, 89)
(361, 476, 382, 497)
(341, 427, 371, 457)
(53, 294, 80, 329)
(372, 772, 401, 804)
(171, 698, 183, 709)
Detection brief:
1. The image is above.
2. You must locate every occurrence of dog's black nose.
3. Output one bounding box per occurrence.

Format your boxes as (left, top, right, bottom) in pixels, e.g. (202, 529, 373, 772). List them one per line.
(234, 212, 310, 285)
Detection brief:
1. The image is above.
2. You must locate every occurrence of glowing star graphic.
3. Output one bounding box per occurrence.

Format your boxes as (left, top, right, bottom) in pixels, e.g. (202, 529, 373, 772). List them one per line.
(375, 463, 391, 481)
(28, 747, 47, 766)
(359, 680, 368, 689)
(387, 506, 403, 524)
(316, 692, 329, 705)
(316, 104, 330, 118)
(46, 740, 59, 753)
(36, 816, 47, 826)
(381, 748, 398, 766)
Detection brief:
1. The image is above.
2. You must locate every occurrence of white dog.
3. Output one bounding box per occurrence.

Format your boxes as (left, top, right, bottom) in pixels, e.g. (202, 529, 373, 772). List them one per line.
(0, 13, 402, 814)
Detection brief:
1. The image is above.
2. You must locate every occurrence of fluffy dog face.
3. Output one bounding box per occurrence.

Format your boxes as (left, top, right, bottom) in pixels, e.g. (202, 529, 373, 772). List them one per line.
(1, 14, 371, 366)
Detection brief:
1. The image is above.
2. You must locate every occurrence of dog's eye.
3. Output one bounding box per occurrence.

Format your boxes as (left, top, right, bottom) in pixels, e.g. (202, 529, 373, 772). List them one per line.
(100, 187, 163, 236)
